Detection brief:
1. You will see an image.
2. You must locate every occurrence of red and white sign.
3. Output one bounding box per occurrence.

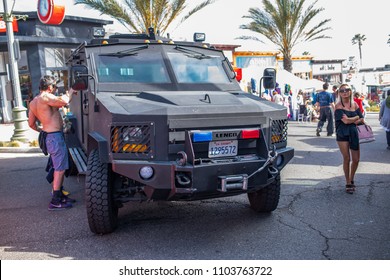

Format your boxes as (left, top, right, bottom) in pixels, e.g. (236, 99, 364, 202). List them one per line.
(37, 0, 65, 25)
(0, 18, 19, 33)
(234, 67, 242, 82)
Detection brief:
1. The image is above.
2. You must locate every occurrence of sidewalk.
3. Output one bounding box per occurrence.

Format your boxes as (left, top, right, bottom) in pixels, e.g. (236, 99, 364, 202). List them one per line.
(0, 123, 40, 153)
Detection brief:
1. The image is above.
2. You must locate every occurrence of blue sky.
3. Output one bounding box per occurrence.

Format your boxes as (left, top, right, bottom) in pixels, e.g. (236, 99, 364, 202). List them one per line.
(8, 0, 390, 68)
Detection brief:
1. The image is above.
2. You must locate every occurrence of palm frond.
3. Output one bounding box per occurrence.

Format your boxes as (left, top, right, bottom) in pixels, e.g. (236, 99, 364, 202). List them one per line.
(179, 0, 215, 23)
(76, 0, 216, 35)
(160, 0, 186, 33)
(239, 0, 331, 71)
(235, 35, 264, 43)
(75, 0, 139, 32)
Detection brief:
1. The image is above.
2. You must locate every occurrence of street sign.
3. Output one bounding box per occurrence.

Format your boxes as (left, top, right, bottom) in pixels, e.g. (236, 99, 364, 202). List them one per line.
(37, 0, 65, 25)
(0, 17, 18, 32)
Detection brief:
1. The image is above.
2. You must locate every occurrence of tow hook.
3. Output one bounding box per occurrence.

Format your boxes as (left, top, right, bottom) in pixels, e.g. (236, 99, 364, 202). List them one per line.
(176, 173, 191, 186)
(217, 147, 279, 193)
(247, 146, 278, 179)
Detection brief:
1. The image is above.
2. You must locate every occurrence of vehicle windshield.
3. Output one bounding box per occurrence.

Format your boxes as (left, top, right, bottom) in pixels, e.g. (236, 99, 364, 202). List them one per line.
(92, 45, 230, 85)
(95, 51, 170, 83)
(167, 52, 230, 84)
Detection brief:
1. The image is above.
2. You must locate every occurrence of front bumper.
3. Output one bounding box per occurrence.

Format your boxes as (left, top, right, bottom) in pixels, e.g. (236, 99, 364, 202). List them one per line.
(112, 146, 294, 201)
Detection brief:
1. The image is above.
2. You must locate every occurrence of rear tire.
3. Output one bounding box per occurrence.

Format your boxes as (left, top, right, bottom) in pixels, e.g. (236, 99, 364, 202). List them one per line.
(248, 175, 280, 212)
(85, 149, 118, 234)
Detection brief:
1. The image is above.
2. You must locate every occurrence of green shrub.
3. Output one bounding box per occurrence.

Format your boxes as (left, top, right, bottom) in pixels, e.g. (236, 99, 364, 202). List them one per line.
(30, 140, 39, 147)
(366, 105, 380, 112)
(9, 141, 21, 147)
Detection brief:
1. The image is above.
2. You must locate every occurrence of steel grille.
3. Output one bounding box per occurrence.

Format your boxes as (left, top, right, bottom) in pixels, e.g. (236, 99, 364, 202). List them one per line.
(111, 124, 153, 157)
(271, 119, 288, 144)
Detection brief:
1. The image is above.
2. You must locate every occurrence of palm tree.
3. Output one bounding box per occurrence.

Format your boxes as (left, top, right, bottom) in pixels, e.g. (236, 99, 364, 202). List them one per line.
(351, 33, 366, 67)
(239, 0, 331, 72)
(74, 0, 215, 35)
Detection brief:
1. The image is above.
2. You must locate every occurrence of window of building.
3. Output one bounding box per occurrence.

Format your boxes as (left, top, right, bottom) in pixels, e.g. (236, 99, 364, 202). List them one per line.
(44, 47, 73, 91)
(45, 48, 73, 68)
(0, 50, 32, 107)
(18, 51, 28, 72)
(0, 50, 29, 72)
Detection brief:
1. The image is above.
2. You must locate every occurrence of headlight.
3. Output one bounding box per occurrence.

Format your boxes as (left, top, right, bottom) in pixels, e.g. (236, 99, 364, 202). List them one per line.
(123, 127, 143, 141)
(139, 166, 154, 180)
(111, 125, 151, 154)
(276, 155, 284, 167)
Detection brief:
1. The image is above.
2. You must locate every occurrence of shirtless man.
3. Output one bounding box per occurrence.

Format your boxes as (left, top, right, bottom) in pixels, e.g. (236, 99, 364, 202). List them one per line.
(28, 75, 77, 210)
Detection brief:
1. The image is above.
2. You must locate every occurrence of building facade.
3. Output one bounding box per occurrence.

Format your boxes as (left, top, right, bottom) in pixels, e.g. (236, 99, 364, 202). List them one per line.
(359, 64, 390, 102)
(0, 11, 112, 123)
(232, 51, 344, 87)
(311, 59, 344, 84)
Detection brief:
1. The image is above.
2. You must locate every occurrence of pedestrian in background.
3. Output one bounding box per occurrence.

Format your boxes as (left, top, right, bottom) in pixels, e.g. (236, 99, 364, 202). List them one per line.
(332, 85, 338, 103)
(315, 83, 335, 136)
(272, 90, 284, 105)
(334, 84, 365, 194)
(28, 76, 77, 210)
(275, 82, 282, 95)
(353, 92, 365, 117)
(379, 89, 390, 150)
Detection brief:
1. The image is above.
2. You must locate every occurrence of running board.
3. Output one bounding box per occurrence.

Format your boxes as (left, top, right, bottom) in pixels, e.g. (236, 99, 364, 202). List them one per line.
(69, 147, 87, 175)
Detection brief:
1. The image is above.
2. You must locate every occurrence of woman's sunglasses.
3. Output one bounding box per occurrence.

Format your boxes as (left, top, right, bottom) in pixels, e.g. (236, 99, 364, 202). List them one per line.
(339, 88, 351, 93)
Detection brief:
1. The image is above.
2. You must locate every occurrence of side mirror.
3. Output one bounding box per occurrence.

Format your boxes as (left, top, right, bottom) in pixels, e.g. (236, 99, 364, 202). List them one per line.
(70, 65, 89, 91)
(263, 68, 276, 89)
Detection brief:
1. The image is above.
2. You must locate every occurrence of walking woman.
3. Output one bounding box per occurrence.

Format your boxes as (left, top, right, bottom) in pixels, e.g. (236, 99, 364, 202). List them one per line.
(334, 84, 365, 194)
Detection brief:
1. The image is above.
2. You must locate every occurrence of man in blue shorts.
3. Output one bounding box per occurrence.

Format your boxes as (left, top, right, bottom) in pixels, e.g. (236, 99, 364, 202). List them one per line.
(28, 76, 77, 210)
(315, 83, 335, 136)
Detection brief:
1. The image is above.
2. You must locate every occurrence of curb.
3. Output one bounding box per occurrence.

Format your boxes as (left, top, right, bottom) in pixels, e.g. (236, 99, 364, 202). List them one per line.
(0, 147, 41, 153)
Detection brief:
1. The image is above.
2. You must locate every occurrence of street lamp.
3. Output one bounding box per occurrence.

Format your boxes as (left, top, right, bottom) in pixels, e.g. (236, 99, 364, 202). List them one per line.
(1, 0, 29, 142)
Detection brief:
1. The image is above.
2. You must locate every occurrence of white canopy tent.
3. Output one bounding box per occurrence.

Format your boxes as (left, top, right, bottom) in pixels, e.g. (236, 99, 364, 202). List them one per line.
(240, 66, 324, 93)
(277, 69, 324, 92)
(239, 66, 327, 119)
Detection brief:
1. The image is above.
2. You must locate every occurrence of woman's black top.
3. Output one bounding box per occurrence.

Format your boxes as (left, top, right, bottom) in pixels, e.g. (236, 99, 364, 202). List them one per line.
(334, 108, 363, 150)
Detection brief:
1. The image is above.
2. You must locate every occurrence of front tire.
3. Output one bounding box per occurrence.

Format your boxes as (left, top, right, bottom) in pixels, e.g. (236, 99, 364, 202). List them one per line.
(248, 175, 281, 212)
(85, 149, 118, 234)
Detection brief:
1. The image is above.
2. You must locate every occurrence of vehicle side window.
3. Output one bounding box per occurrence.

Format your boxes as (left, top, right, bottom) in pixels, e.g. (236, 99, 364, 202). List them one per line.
(95, 52, 170, 83)
(167, 52, 230, 84)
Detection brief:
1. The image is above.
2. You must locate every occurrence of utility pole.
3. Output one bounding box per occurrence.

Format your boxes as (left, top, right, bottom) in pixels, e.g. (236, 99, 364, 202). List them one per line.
(1, 0, 29, 142)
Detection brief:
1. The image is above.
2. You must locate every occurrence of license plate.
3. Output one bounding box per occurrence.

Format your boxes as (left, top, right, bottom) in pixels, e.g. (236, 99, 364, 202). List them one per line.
(208, 140, 238, 158)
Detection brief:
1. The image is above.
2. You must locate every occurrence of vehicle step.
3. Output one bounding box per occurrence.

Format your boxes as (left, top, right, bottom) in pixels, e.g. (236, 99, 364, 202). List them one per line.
(69, 147, 87, 175)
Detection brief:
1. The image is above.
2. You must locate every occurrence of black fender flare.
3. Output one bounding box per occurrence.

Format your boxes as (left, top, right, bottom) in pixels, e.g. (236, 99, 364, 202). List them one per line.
(88, 131, 109, 163)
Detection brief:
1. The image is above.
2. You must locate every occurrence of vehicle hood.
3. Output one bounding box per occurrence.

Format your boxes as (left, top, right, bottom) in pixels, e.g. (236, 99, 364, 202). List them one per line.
(97, 91, 286, 126)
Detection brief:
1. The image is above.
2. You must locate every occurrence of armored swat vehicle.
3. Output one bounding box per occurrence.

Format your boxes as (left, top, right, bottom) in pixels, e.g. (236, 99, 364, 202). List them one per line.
(66, 29, 294, 234)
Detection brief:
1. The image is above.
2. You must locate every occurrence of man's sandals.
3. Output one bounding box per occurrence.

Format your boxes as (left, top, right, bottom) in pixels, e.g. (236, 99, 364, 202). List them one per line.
(346, 181, 356, 194)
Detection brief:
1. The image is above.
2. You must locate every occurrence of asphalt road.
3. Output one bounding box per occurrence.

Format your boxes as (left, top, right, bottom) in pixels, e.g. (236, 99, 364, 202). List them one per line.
(0, 113, 389, 260)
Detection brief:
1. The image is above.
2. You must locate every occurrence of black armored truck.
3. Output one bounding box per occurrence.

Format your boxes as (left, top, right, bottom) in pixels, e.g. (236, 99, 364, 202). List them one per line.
(66, 29, 294, 234)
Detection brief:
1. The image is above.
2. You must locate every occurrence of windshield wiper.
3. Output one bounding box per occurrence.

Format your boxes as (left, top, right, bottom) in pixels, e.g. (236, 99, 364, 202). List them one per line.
(99, 45, 149, 57)
(174, 45, 211, 59)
